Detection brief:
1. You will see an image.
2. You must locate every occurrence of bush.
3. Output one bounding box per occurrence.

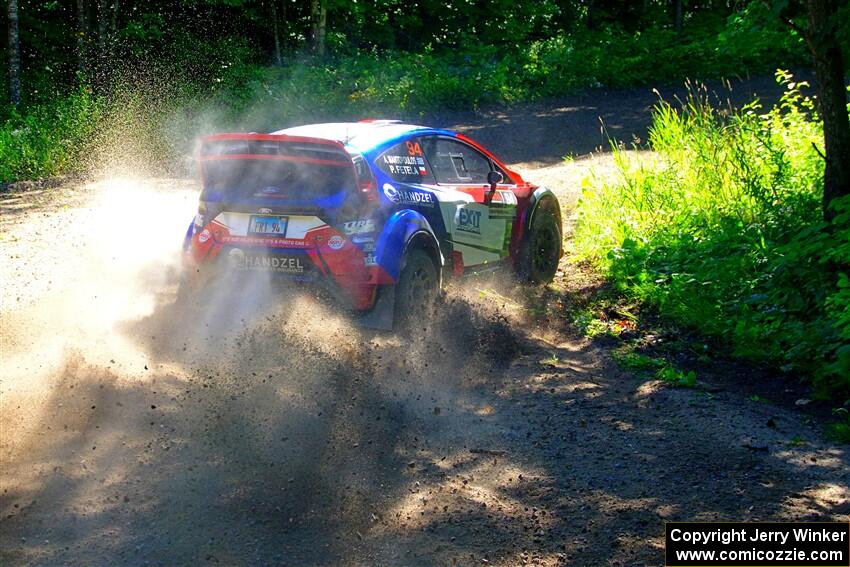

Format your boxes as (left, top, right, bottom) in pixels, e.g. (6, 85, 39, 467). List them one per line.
(0, 87, 103, 182)
(573, 71, 850, 398)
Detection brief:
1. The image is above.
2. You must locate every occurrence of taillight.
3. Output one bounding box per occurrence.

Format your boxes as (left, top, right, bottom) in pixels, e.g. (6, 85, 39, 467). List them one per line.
(353, 156, 378, 202)
(193, 203, 208, 234)
(359, 177, 378, 202)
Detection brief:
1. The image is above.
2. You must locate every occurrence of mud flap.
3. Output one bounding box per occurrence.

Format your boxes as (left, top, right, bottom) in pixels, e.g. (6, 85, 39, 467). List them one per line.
(357, 284, 396, 331)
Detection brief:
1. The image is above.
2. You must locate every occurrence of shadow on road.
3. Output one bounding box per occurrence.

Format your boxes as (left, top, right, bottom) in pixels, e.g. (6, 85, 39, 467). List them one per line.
(423, 71, 813, 167)
(2, 267, 846, 566)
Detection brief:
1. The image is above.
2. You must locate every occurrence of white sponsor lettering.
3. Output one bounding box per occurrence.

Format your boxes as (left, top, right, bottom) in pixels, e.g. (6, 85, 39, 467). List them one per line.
(243, 255, 305, 273)
(343, 219, 376, 235)
(382, 183, 434, 207)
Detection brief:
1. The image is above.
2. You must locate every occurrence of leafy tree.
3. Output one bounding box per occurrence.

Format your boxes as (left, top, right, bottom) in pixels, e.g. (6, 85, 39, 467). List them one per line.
(777, 0, 850, 220)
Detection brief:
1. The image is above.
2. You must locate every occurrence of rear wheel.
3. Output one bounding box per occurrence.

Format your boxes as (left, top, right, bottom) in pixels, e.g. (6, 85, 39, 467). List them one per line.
(519, 199, 562, 283)
(394, 248, 439, 329)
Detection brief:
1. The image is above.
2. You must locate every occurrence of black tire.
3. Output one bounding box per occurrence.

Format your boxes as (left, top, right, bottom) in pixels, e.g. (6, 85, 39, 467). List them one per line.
(394, 248, 440, 329)
(519, 199, 562, 283)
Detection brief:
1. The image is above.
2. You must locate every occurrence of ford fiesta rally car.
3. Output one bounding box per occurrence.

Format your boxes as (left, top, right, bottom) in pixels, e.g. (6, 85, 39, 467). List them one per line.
(183, 120, 562, 328)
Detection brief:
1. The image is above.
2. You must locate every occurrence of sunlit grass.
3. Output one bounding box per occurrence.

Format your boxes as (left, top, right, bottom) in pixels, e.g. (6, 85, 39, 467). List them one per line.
(573, 71, 850, 398)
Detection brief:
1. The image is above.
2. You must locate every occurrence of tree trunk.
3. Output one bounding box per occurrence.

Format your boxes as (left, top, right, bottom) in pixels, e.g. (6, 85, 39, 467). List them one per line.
(806, 0, 850, 220)
(674, 0, 684, 35)
(77, 0, 88, 78)
(109, 0, 121, 37)
(97, 0, 108, 74)
(317, 1, 326, 56)
(587, 0, 597, 28)
(310, 0, 326, 56)
(111, 0, 120, 51)
(8, 0, 21, 106)
(270, 0, 282, 65)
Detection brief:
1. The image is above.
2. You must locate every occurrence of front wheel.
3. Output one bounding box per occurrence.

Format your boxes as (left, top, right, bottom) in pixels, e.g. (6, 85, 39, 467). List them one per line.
(518, 199, 562, 283)
(394, 249, 440, 330)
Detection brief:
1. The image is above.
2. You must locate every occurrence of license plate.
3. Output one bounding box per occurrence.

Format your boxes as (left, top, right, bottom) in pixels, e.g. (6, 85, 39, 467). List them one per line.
(249, 215, 288, 236)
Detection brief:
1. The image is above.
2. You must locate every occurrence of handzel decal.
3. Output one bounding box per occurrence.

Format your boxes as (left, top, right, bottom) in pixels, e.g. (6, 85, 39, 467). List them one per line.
(382, 183, 434, 207)
(243, 255, 305, 273)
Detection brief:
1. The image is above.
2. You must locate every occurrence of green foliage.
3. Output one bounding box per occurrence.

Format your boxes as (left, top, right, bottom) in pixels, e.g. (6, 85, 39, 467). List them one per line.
(826, 408, 850, 444)
(788, 434, 806, 446)
(0, 0, 811, 183)
(573, 71, 850, 398)
(612, 350, 666, 371)
(0, 87, 103, 181)
(511, 10, 804, 94)
(612, 346, 696, 389)
(656, 364, 698, 388)
(189, 13, 806, 124)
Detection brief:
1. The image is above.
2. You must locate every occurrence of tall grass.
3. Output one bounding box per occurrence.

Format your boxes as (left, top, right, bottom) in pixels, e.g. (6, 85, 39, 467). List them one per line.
(0, 80, 197, 183)
(574, 71, 850, 397)
(0, 87, 103, 182)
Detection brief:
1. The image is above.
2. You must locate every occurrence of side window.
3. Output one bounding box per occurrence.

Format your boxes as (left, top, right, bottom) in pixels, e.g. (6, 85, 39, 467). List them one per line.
(375, 139, 435, 184)
(353, 156, 373, 185)
(420, 137, 492, 185)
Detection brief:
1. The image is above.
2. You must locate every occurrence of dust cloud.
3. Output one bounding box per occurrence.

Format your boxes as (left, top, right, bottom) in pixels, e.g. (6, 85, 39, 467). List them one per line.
(1, 171, 527, 564)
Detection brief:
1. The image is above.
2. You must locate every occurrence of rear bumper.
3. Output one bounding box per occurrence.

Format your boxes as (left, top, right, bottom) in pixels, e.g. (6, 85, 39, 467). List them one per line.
(185, 223, 394, 311)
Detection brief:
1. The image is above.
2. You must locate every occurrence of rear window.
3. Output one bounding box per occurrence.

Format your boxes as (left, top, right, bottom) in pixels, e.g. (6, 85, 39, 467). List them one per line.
(199, 138, 355, 201)
(201, 138, 351, 164)
(201, 159, 355, 201)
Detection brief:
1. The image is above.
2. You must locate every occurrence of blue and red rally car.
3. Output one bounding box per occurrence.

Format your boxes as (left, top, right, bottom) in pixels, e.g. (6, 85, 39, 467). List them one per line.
(183, 120, 562, 328)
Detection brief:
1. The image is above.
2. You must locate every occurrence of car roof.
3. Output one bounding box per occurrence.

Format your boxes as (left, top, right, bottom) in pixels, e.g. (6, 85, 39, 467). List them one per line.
(272, 121, 436, 154)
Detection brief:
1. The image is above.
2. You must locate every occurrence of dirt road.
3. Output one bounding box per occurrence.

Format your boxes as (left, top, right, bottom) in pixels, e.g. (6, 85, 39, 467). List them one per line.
(1, 76, 847, 567)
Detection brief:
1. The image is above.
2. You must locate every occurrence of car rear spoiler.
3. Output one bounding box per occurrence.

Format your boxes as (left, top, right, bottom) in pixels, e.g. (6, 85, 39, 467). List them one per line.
(198, 133, 353, 168)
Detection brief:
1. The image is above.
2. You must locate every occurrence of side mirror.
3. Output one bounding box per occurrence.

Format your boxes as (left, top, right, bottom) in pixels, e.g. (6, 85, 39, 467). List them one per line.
(485, 170, 504, 205)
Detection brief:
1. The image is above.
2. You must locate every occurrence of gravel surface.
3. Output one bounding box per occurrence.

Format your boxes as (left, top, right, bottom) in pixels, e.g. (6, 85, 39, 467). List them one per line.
(1, 75, 846, 567)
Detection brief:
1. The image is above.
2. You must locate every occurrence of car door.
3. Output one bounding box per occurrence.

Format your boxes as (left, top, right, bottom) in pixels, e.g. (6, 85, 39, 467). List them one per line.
(418, 135, 517, 269)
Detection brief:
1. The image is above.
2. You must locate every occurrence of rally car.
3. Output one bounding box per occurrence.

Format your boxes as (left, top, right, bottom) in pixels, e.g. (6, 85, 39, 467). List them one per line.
(182, 120, 562, 328)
